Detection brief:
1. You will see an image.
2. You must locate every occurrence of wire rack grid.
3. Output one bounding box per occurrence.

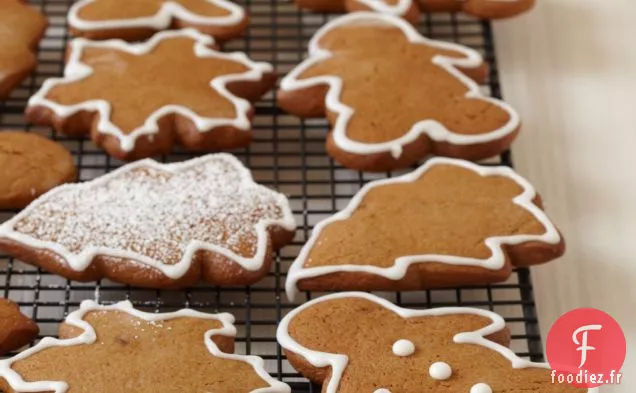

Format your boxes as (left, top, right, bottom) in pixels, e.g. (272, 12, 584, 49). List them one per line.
(0, 0, 544, 391)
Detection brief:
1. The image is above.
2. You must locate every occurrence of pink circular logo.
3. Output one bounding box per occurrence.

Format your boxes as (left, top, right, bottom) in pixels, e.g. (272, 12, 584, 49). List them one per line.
(546, 308, 626, 388)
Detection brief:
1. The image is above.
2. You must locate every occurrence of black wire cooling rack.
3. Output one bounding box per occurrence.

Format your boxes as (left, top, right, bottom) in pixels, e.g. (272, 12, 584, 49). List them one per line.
(1, 0, 544, 391)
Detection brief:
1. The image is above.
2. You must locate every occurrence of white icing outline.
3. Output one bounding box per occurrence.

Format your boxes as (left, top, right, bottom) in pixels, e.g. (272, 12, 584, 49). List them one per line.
(68, 0, 245, 32)
(353, 0, 413, 17)
(0, 153, 296, 279)
(0, 300, 290, 393)
(279, 12, 519, 160)
(276, 292, 598, 393)
(333, 0, 526, 20)
(28, 28, 273, 153)
(353, 0, 525, 18)
(286, 157, 561, 301)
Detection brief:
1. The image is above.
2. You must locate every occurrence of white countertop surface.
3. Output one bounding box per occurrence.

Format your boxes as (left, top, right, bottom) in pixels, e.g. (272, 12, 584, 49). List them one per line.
(494, 0, 635, 390)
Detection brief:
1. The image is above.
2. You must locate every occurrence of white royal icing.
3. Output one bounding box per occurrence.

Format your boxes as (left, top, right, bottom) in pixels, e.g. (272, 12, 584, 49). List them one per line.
(470, 382, 493, 393)
(392, 339, 415, 357)
(285, 157, 560, 301)
(28, 28, 273, 153)
(0, 300, 290, 393)
(279, 12, 519, 160)
(276, 292, 598, 393)
(373, 389, 392, 393)
(354, 0, 525, 19)
(353, 0, 413, 17)
(429, 361, 452, 380)
(0, 153, 296, 280)
(68, 0, 245, 32)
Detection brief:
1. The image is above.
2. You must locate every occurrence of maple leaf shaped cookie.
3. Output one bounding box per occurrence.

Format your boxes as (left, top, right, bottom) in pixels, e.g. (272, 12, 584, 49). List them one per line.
(0, 0, 48, 99)
(0, 154, 296, 288)
(68, 0, 248, 42)
(286, 158, 563, 300)
(26, 29, 275, 161)
(0, 300, 290, 393)
(0, 299, 39, 356)
(278, 13, 520, 172)
(278, 293, 594, 393)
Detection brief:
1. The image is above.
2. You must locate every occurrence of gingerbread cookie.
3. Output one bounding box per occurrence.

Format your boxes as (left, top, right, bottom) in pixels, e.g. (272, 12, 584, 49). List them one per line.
(418, 0, 535, 19)
(277, 292, 591, 393)
(294, 0, 420, 24)
(0, 132, 76, 209)
(0, 300, 290, 392)
(68, 0, 248, 42)
(0, 299, 39, 356)
(27, 29, 276, 161)
(286, 158, 563, 300)
(346, 0, 420, 23)
(0, 1, 48, 100)
(278, 13, 519, 172)
(0, 154, 296, 288)
(293, 0, 533, 21)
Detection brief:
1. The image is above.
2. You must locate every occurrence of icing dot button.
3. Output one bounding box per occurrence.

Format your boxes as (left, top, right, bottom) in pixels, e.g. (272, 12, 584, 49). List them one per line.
(391, 339, 415, 356)
(373, 389, 392, 393)
(470, 383, 493, 393)
(429, 361, 452, 380)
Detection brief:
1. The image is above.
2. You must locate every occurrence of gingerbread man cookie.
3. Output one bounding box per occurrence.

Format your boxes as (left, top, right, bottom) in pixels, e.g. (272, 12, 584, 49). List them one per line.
(0, 300, 290, 393)
(0, 1, 48, 100)
(27, 29, 275, 161)
(346, 0, 420, 23)
(278, 13, 519, 172)
(294, 0, 420, 23)
(419, 0, 535, 19)
(277, 292, 593, 393)
(0, 154, 296, 288)
(0, 299, 39, 356)
(68, 0, 248, 42)
(293, 0, 533, 22)
(286, 158, 563, 300)
(0, 132, 76, 209)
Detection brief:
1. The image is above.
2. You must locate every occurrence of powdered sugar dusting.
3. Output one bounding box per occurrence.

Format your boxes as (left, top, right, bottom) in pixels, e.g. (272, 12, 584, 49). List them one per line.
(11, 154, 290, 266)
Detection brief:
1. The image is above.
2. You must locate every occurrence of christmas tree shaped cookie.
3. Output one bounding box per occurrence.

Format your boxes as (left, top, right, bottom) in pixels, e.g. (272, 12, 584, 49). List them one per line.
(286, 158, 563, 300)
(0, 154, 296, 289)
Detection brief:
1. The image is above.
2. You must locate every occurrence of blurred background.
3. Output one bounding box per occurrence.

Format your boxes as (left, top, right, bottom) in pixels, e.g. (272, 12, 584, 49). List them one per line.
(495, 1, 635, 390)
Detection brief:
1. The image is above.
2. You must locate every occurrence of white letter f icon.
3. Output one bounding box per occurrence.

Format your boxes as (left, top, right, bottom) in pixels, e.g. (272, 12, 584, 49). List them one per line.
(572, 324, 603, 368)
